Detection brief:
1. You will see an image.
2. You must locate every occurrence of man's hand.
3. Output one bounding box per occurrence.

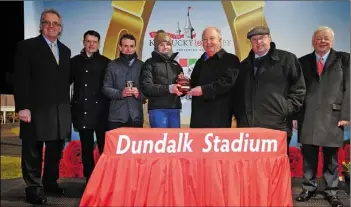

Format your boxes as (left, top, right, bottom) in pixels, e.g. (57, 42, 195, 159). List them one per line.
(131, 87, 139, 98)
(187, 86, 203, 96)
(19, 109, 31, 123)
(122, 87, 133, 97)
(338, 120, 350, 127)
(169, 84, 183, 96)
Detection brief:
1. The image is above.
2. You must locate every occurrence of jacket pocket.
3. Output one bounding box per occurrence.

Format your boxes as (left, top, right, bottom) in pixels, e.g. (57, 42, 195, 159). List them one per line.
(332, 103, 341, 111)
(277, 96, 289, 117)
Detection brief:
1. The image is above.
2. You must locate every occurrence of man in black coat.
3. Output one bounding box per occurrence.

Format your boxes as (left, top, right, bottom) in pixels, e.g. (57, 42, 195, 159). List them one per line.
(234, 26, 306, 150)
(295, 26, 349, 207)
(14, 9, 71, 204)
(188, 26, 240, 128)
(70, 30, 110, 183)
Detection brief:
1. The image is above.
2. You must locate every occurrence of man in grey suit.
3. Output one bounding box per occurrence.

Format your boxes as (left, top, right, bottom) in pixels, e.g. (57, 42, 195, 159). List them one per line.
(102, 34, 146, 130)
(295, 26, 349, 207)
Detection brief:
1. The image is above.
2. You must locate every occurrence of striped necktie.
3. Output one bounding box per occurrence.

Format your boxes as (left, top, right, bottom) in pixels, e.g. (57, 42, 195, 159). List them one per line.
(317, 57, 323, 76)
(51, 43, 59, 64)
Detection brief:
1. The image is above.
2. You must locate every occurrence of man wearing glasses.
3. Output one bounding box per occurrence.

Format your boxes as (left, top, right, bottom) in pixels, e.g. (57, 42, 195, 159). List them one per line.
(233, 26, 306, 153)
(13, 9, 71, 204)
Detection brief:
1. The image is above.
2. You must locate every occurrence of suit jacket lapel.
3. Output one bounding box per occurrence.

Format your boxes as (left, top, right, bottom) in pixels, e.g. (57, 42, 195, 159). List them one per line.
(38, 35, 59, 66)
(57, 40, 66, 66)
(323, 49, 337, 74)
(310, 52, 318, 76)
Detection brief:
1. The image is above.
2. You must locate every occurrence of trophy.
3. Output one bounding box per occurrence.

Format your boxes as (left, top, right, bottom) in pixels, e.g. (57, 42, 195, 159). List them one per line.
(176, 73, 190, 93)
(126, 81, 134, 89)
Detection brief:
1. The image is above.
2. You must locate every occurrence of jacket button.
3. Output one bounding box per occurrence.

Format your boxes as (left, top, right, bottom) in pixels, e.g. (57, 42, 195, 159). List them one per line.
(84, 112, 87, 115)
(96, 101, 98, 103)
(86, 70, 88, 72)
(85, 84, 87, 87)
(85, 98, 87, 101)
(83, 126, 86, 128)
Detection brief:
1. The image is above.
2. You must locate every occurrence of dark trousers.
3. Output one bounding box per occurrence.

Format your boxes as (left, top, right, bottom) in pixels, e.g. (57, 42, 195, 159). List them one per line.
(108, 120, 143, 131)
(78, 128, 106, 179)
(301, 144, 339, 196)
(21, 125, 64, 195)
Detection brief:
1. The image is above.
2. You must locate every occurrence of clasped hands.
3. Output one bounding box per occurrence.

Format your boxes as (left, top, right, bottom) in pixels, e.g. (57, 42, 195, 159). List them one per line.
(122, 87, 139, 98)
(169, 73, 203, 97)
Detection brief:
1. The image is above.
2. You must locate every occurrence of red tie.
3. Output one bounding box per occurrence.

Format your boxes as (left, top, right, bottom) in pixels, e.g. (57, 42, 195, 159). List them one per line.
(317, 57, 324, 76)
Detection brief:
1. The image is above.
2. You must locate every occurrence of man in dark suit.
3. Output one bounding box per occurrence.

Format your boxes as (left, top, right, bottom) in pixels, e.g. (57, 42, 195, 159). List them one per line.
(295, 26, 349, 207)
(13, 9, 71, 204)
(70, 30, 110, 183)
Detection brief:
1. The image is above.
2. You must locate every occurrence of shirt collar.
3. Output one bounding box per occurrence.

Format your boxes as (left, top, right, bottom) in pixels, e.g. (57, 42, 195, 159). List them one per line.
(43, 35, 58, 46)
(315, 50, 330, 62)
(255, 50, 269, 59)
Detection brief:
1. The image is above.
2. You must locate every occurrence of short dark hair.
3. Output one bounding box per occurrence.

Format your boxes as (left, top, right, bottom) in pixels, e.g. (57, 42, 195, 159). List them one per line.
(83, 30, 100, 41)
(119, 34, 136, 46)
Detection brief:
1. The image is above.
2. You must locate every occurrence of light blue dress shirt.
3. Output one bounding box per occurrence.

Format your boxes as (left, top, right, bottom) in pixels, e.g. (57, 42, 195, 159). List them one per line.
(315, 50, 330, 65)
(43, 35, 59, 62)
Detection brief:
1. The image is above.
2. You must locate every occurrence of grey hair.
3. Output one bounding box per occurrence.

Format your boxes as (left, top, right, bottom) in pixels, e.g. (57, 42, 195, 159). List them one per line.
(312, 26, 335, 41)
(39, 8, 62, 35)
(202, 26, 222, 39)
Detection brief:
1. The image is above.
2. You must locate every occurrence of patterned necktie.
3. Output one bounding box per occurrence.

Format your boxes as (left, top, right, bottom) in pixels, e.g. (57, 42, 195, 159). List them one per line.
(317, 57, 323, 76)
(51, 43, 59, 64)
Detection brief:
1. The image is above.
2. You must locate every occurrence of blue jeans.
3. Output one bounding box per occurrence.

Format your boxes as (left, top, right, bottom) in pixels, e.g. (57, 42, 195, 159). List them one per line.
(149, 109, 181, 128)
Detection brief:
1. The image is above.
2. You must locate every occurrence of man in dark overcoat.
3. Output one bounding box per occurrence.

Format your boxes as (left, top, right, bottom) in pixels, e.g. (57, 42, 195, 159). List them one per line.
(234, 26, 306, 153)
(295, 26, 349, 207)
(14, 9, 71, 204)
(188, 26, 240, 128)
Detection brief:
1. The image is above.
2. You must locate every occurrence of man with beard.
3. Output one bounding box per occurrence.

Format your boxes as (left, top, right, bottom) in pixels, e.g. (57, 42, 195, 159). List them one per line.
(188, 26, 240, 128)
(70, 30, 110, 183)
(234, 26, 306, 152)
(102, 34, 146, 130)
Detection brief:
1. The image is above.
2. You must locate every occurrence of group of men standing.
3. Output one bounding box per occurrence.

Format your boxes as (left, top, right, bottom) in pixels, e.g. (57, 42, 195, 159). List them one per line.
(14, 8, 349, 207)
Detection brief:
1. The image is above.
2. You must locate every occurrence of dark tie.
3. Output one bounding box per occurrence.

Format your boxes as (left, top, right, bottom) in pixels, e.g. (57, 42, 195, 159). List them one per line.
(317, 57, 324, 76)
(253, 57, 263, 76)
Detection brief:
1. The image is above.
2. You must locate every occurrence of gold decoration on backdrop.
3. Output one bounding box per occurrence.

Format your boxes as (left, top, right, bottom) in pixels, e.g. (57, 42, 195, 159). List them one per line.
(103, 1, 155, 60)
(103, 1, 268, 127)
(222, 1, 268, 61)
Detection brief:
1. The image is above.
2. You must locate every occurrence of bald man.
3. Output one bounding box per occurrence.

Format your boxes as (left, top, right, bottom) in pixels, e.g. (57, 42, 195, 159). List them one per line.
(295, 26, 349, 207)
(187, 26, 240, 128)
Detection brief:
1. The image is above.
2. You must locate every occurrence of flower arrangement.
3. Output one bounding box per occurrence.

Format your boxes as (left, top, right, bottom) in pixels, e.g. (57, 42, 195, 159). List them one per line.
(342, 161, 350, 175)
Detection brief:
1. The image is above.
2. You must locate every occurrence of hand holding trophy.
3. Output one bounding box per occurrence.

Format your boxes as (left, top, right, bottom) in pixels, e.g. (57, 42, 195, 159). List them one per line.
(176, 72, 190, 94)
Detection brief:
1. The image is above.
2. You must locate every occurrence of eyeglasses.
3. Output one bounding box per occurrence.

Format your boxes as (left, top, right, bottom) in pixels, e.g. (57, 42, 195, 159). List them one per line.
(41, 20, 61, 27)
(250, 35, 268, 42)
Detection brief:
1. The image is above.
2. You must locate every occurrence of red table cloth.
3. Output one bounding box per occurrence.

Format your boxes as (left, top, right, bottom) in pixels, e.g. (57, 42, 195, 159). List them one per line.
(80, 128, 293, 207)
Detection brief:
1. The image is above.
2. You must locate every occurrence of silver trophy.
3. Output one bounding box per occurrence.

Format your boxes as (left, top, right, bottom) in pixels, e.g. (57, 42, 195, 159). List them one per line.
(126, 81, 134, 89)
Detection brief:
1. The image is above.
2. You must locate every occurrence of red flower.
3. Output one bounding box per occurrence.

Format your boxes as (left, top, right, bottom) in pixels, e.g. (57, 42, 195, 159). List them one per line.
(344, 144, 350, 162)
(317, 147, 324, 177)
(62, 141, 84, 178)
(338, 148, 345, 175)
(316, 147, 345, 177)
(289, 147, 303, 177)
